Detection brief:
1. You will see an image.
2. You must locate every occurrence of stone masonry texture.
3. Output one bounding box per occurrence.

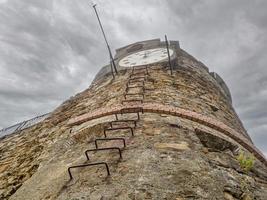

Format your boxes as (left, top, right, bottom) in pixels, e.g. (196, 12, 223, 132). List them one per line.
(0, 43, 267, 200)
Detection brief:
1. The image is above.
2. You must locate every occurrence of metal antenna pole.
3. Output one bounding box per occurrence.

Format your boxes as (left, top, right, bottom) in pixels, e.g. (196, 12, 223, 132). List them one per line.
(110, 59, 115, 79)
(92, 4, 118, 74)
(165, 35, 173, 75)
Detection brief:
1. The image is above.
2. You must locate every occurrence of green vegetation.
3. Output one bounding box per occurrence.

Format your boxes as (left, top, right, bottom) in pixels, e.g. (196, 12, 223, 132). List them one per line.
(237, 151, 255, 172)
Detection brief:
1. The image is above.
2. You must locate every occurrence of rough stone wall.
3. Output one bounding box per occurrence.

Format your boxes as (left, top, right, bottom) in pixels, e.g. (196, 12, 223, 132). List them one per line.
(0, 70, 129, 199)
(66, 102, 266, 166)
(0, 48, 266, 199)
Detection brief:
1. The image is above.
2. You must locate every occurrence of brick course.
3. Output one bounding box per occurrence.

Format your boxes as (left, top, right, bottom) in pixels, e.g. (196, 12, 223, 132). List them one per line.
(68, 102, 267, 167)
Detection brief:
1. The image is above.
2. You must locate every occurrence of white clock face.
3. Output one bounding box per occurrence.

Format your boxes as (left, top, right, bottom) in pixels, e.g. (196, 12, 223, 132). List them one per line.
(119, 48, 174, 67)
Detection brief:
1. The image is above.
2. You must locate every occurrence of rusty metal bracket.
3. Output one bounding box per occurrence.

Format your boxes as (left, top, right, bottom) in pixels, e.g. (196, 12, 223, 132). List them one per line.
(121, 99, 143, 104)
(114, 114, 118, 120)
(109, 119, 137, 128)
(129, 74, 147, 79)
(126, 85, 145, 93)
(129, 77, 146, 81)
(130, 72, 148, 77)
(127, 80, 144, 87)
(120, 107, 143, 114)
(128, 79, 145, 85)
(114, 107, 143, 121)
(104, 126, 134, 137)
(85, 147, 122, 160)
(68, 162, 110, 180)
(118, 112, 139, 120)
(124, 92, 144, 99)
(114, 111, 140, 121)
(94, 137, 126, 149)
(132, 66, 149, 75)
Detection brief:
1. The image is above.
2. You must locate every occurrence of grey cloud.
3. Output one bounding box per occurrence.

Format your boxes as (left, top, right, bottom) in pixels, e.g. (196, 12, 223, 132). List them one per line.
(0, 0, 103, 128)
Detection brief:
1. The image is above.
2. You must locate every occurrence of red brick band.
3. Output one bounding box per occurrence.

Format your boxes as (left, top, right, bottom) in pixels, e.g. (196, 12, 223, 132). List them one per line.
(68, 103, 267, 167)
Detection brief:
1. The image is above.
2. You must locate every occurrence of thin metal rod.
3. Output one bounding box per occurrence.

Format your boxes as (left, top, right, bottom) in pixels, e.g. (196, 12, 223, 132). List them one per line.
(109, 120, 137, 128)
(119, 111, 140, 120)
(110, 59, 115, 78)
(104, 127, 134, 137)
(130, 71, 148, 77)
(124, 92, 144, 99)
(127, 80, 144, 87)
(95, 137, 126, 149)
(120, 107, 143, 117)
(129, 75, 147, 79)
(115, 114, 118, 120)
(165, 35, 173, 75)
(129, 77, 146, 81)
(121, 99, 143, 104)
(14, 120, 28, 132)
(68, 162, 110, 180)
(132, 66, 149, 75)
(92, 4, 118, 74)
(126, 85, 145, 92)
(85, 147, 122, 160)
(108, 45, 118, 74)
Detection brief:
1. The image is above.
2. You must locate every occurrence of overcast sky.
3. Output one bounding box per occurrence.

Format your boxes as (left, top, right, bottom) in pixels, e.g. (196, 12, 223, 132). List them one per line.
(0, 0, 266, 156)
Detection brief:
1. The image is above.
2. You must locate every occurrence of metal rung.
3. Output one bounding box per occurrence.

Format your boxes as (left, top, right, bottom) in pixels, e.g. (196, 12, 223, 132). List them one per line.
(132, 66, 149, 74)
(129, 77, 146, 81)
(115, 112, 140, 121)
(127, 80, 144, 85)
(85, 147, 122, 160)
(114, 108, 143, 120)
(104, 127, 134, 137)
(120, 107, 143, 115)
(127, 81, 144, 88)
(130, 71, 148, 77)
(126, 85, 145, 93)
(124, 93, 144, 99)
(68, 162, 110, 180)
(128, 78, 146, 83)
(109, 120, 137, 128)
(128, 79, 145, 84)
(95, 137, 126, 149)
(129, 74, 147, 79)
(126, 85, 145, 89)
(121, 99, 143, 104)
(133, 65, 148, 69)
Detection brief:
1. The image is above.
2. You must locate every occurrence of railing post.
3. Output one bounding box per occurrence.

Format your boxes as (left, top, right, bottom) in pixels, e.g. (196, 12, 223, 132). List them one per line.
(165, 35, 173, 75)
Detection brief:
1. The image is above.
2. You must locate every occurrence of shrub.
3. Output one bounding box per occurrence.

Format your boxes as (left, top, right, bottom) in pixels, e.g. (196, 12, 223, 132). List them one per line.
(237, 151, 255, 172)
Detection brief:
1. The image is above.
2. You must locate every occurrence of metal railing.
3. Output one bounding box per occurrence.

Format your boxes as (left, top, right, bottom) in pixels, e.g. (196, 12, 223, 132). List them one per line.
(0, 113, 51, 138)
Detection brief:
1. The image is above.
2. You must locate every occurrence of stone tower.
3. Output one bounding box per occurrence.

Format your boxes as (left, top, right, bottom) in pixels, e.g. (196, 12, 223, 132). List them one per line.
(1, 39, 267, 200)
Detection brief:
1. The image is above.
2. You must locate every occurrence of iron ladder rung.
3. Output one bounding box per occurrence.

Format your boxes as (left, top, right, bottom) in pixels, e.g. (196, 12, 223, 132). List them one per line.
(104, 126, 134, 137)
(85, 147, 122, 160)
(132, 65, 149, 74)
(68, 162, 110, 180)
(121, 99, 143, 104)
(128, 79, 145, 84)
(120, 107, 143, 114)
(129, 76, 146, 81)
(114, 112, 141, 121)
(124, 93, 144, 99)
(109, 119, 137, 128)
(129, 74, 148, 79)
(127, 81, 144, 87)
(126, 85, 145, 92)
(94, 137, 126, 149)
